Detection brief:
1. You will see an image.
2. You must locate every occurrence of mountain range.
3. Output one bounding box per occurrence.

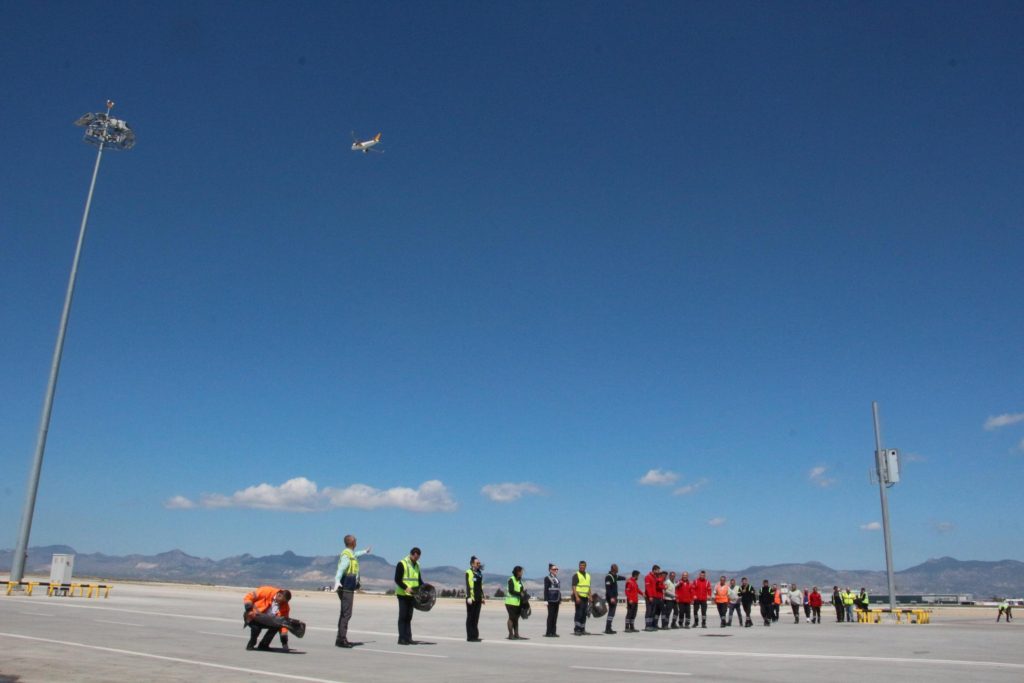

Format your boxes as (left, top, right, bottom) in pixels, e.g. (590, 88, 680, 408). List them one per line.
(3, 546, 1021, 598)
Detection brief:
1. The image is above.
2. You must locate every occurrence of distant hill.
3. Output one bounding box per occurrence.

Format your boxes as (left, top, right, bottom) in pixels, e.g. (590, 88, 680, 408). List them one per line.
(2, 546, 1021, 597)
(0, 545, 507, 593)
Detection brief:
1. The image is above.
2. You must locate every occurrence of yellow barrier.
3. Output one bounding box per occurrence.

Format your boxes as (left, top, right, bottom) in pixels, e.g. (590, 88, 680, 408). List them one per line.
(86, 584, 112, 598)
(6, 581, 112, 598)
(889, 608, 931, 623)
(859, 610, 882, 623)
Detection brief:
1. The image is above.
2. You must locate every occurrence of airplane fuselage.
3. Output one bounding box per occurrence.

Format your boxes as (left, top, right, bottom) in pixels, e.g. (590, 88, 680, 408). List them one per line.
(351, 133, 382, 153)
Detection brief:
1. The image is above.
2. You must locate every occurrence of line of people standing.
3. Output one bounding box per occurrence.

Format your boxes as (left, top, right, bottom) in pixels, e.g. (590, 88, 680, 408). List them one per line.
(323, 534, 881, 653)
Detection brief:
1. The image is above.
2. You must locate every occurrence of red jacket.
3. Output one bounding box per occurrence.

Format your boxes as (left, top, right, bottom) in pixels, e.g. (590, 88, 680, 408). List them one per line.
(675, 580, 693, 603)
(692, 577, 711, 601)
(644, 572, 664, 600)
(809, 591, 823, 608)
(625, 577, 640, 603)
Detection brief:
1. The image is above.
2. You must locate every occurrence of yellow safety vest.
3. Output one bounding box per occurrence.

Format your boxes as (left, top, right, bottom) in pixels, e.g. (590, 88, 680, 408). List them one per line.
(505, 576, 522, 606)
(575, 572, 591, 598)
(842, 591, 854, 605)
(337, 548, 360, 590)
(396, 557, 421, 597)
(340, 548, 359, 576)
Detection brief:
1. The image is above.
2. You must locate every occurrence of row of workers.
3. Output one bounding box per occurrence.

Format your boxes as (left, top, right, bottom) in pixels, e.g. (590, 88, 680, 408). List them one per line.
(240, 537, 876, 651)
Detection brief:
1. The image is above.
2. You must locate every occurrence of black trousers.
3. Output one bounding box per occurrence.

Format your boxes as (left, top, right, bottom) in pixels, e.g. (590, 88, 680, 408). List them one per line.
(574, 598, 589, 632)
(336, 588, 354, 642)
(694, 601, 707, 622)
(606, 597, 618, 626)
(834, 603, 844, 622)
(466, 599, 482, 640)
(741, 601, 754, 622)
(625, 601, 639, 628)
(546, 601, 560, 635)
(662, 599, 677, 626)
(760, 602, 773, 624)
(678, 603, 691, 624)
(397, 596, 415, 642)
(643, 598, 656, 627)
(247, 624, 280, 648)
(247, 611, 290, 649)
(506, 604, 521, 636)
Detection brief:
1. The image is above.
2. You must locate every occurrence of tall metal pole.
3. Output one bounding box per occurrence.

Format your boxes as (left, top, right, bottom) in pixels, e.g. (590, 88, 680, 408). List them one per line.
(9, 100, 135, 583)
(872, 401, 898, 612)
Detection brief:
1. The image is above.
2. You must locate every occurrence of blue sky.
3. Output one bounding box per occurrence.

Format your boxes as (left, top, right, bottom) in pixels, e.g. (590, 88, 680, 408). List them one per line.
(2, 1, 1022, 578)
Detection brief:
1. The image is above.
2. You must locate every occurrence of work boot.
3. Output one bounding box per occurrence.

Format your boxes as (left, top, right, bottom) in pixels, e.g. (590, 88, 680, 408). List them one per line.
(702, 620, 707, 628)
(604, 626, 614, 634)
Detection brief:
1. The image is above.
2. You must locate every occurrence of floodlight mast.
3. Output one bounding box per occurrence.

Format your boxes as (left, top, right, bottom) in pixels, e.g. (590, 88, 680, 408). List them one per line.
(10, 101, 135, 584)
(872, 401, 898, 613)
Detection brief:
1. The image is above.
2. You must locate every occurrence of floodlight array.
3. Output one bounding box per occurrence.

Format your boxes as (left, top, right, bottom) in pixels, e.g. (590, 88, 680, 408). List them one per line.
(74, 109, 136, 151)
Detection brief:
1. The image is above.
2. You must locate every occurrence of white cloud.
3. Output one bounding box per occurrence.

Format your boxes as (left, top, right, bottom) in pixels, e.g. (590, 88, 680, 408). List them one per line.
(481, 482, 542, 503)
(932, 521, 955, 534)
(673, 477, 708, 496)
(198, 476, 322, 511)
(325, 480, 457, 512)
(984, 413, 1024, 430)
(639, 469, 679, 486)
(708, 517, 726, 527)
(808, 466, 836, 488)
(860, 521, 882, 531)
(163, 495, 195, 510)
(167, 477, 457, 513)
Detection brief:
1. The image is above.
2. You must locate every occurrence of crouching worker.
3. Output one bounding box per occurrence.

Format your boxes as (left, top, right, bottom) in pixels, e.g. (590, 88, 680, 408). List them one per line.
(243, 586, 305, 651)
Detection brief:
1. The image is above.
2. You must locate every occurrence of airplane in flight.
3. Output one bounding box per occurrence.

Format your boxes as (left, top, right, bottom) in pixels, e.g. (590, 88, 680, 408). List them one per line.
(351, 132, 383, 154)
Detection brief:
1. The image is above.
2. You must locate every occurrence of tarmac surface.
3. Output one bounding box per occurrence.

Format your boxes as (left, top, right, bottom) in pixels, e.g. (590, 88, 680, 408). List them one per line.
(0, 582, 1021, 682)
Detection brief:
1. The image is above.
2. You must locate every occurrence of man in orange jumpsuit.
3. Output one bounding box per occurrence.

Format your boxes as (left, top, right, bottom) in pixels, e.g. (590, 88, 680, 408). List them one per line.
(243, 586, 303, 651)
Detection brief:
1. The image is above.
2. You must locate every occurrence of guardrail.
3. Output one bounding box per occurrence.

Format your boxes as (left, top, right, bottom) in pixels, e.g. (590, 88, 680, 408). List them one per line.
(857, 607, 931, 624)
(5, 580, 112, 598)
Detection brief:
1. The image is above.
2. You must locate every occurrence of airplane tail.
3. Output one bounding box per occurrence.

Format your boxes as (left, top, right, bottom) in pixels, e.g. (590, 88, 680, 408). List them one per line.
(374, 132, 382, 142)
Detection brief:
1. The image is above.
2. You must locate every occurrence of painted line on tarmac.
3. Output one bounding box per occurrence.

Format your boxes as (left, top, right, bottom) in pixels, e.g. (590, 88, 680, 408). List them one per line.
(0, 598, 240, 624)
(16, 611, 52, 617)
(199, 631, 246, 639)
(572, 665, 692, 677)
(8, 601, 1021, 671)
(94, 619, 143, 627)
(0, 632, 349, 683)
(504, 639, 1024, 670)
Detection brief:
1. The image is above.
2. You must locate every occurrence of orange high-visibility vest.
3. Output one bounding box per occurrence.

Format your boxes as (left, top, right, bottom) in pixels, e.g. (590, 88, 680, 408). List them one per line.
(714, 584, 730, 603)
